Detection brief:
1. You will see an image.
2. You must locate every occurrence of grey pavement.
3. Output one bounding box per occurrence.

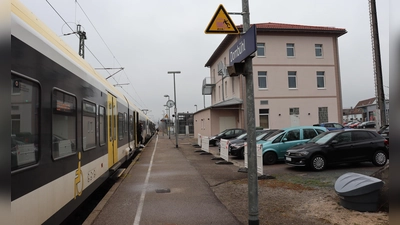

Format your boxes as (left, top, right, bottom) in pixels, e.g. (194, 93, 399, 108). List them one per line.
(84, 132, 247, 225)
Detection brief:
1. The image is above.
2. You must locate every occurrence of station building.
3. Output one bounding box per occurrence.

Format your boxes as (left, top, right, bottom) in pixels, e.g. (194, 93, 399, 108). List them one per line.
(194, 22, 347, 138)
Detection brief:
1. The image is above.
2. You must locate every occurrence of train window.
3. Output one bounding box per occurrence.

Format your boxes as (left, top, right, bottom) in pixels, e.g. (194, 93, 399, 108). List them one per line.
(118, 112, 124, 140)
(82, 100, 96, 151)
(11, 74, 40, 171)
(99, 106, 106, 146)
(52, 89, 77, 159)
(124, 112, 128, 137)
(129, 114, 133, 140)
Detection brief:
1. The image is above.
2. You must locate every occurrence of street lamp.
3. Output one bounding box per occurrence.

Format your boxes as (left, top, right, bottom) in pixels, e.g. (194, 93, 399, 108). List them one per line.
(168, 71, 181, 148)
(164, 94, 171, 139)
(194, 104, 197, 112)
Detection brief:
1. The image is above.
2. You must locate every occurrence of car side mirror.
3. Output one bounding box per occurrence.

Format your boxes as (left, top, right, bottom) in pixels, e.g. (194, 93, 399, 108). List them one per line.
(282, 138, 287, 142)
(331, 140, 338, 145)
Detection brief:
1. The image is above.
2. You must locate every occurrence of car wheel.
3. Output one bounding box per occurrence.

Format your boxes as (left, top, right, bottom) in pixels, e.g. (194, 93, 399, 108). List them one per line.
(362, 126, 365, 129)
(310, 155, 326, 171)
(214, 140, 220, 147)
(263, 152, 277, 165)
(372, 150, 387, 166)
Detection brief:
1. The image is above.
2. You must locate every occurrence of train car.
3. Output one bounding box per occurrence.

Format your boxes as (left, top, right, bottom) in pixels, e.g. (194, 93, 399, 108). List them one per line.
(10, 1, 154, 224)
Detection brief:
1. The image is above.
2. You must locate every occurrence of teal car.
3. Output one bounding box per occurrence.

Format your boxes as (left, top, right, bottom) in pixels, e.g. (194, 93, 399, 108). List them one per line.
(259, 126, 328, 165)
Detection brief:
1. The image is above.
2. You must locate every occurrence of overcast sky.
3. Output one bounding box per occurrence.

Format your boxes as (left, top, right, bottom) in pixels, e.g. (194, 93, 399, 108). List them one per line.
(19, 0, 390, 122)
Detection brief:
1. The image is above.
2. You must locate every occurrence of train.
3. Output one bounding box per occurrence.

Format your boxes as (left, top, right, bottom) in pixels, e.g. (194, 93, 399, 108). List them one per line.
(11, 1, 155, 224)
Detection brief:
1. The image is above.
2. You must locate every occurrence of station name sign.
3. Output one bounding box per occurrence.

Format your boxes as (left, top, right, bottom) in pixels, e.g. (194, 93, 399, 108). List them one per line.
(229, 25, 257, 66)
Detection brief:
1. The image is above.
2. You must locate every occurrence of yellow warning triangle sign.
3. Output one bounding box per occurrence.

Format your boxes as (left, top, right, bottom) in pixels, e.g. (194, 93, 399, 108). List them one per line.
(165, 114, 169, 119)
(205, 4, 239, 34)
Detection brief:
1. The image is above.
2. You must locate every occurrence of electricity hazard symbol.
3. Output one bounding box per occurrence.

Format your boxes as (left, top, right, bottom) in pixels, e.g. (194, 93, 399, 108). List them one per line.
(205, 4, 239, 34)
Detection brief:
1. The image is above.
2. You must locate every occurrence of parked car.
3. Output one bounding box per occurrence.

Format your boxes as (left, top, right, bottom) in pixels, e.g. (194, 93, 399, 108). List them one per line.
(229, 129, 278, 158)
(259, 126, 328, 165)
(285, 129, 389, 171)
(357, 121, 376, 129)
(349, 122, 361, 128)
(377, 124, 389, 145)
(209, 128, 246, 146)
(313, 122, 345, 131)
(343, 121, 358, 128)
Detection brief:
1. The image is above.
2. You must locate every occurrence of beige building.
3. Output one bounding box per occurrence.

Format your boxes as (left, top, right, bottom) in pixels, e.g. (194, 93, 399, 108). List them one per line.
(194, 22, 347, 137)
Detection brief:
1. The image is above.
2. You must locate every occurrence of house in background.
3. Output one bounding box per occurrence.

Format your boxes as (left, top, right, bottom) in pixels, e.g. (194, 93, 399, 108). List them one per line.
(355, 97, 389, 125)
(194, 22, 347, 138)
(342, 107, 363, 123)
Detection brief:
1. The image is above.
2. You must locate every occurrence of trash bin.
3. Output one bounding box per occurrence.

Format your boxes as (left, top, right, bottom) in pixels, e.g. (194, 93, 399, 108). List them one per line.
(334, 172, 384, 212)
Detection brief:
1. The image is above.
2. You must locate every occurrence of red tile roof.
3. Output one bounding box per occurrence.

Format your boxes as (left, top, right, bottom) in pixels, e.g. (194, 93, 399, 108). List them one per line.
(355, 97, 376, 108)
(242, 22, 346, 33)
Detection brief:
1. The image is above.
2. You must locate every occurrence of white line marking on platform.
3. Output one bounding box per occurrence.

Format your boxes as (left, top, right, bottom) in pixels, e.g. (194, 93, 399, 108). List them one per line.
(133, 135, 158, 225)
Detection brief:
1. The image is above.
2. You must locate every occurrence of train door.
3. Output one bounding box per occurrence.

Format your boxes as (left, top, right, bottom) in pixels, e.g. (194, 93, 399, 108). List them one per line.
(107, 93, 118, 168)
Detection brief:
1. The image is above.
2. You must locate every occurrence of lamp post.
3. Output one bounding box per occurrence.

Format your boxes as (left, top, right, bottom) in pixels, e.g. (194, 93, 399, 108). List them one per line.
(164, 94, 171, 139)
(194, 104, 197, 112)
(167, 71, 181, 148)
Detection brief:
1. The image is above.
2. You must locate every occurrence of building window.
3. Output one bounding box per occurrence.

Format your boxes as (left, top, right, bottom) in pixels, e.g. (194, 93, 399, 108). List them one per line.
(289, 108, 299, 115)
(258, 71, 267, 89)
(257, 43, 265, 56)
(315, 44, 323, 57)
(52, 89, 77, 160)
(225, 80, 228, 97)
(82, 100, 96, 151)
(218, 85, 221, 101)
(232, 77, 235, 94)
(317, 71, 325, 88)
(99, 106, 106, 146)
(286, 43, 295, 57)
(318, 107, 328, 123)
(259, 109, 269, 129)
(288, 71, 297, 89)
(11, 74, 40, 171)
(260, 100, 268, 105)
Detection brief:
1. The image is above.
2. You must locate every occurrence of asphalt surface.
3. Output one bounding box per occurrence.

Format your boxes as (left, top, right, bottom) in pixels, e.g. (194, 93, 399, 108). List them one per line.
(83, 133, 247, 225)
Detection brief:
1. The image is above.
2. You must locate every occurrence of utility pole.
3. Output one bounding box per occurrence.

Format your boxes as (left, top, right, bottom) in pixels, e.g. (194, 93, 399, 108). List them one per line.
(368, 0, 386, 126)
(241, 1, 259, 224)
(77, 24, 87, 58)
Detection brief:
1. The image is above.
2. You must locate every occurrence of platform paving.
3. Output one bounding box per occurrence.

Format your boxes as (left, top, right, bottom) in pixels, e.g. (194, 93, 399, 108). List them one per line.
(84, 132, 247, 225)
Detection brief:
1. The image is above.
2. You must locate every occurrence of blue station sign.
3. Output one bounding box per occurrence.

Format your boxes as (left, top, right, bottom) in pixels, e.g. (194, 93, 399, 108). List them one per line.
(228, 25, 257, 66)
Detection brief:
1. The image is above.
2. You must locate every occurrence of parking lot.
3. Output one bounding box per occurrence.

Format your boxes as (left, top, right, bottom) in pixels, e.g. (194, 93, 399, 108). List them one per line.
(189, 140, 388, 225)
(207, 145, 386, 185)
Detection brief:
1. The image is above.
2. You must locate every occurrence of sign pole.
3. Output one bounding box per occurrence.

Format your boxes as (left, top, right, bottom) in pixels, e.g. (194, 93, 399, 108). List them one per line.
(241, 0, 259, 224)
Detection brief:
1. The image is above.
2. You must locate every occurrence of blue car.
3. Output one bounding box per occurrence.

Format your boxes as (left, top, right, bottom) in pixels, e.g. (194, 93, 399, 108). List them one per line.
(259, 126, 328, 165)
(313, 122, 345, 131)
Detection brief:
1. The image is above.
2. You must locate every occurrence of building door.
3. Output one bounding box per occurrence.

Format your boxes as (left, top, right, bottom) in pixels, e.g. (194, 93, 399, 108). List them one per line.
(290, 107, 300, 127)
(219, 116, 235, 132)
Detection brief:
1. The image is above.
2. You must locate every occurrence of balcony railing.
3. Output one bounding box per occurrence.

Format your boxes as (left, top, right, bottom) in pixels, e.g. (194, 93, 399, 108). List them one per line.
(202, 77, 215, 95)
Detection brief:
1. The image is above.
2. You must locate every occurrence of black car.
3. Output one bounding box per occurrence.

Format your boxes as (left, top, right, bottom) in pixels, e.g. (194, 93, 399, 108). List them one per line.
(357, 121, 376, 129)
(313, 122, 345, 131)
(285, 129, 389, 171)
(377, 124, 389, 144)
(229, 129, 278, 158)
(209, 128, 246, 146)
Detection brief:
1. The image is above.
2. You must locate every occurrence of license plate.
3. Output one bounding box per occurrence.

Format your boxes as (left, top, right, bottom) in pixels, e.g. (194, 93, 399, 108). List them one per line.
(286, 157, 291, 161)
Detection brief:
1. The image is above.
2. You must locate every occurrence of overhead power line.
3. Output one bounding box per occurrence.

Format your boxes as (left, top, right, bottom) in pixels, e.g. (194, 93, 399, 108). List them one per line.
(45, 0, 148, 110)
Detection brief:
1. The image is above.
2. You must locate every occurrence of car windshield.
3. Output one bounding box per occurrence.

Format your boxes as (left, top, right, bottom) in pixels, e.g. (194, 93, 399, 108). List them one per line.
(216, 130, 228, 136)
(308, 132, 337, 144)
(236, 133, 247, 139)
(265, 130, 285, 141)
